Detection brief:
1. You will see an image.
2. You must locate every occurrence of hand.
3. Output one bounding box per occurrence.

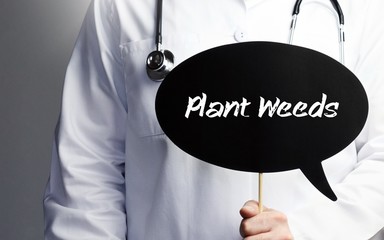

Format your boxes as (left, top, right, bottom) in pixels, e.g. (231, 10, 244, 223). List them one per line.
(239, 200, 293, 240)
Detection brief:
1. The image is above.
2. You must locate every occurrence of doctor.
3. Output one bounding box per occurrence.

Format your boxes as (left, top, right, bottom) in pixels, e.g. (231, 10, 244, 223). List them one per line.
(44, 0, 384, 239)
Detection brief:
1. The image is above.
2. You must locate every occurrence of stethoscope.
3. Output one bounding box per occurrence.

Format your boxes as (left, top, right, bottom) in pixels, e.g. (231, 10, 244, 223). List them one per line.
(146, 0, 345, 81)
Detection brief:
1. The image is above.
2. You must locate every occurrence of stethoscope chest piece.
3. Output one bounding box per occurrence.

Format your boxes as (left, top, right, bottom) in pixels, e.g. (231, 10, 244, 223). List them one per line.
(146, 50, 174, 81)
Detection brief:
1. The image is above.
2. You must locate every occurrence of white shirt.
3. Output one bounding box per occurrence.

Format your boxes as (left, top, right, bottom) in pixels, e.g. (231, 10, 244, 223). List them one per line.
(44, 0, 384, 239)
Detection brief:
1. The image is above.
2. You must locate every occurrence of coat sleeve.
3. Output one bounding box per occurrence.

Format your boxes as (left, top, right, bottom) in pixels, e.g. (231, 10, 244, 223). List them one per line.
(288, 1, 384, 239)
(43, 0, 128, 239)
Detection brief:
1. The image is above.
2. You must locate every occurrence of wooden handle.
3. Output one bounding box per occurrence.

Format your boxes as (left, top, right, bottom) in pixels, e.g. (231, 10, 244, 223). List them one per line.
(259, 173, 263, 213)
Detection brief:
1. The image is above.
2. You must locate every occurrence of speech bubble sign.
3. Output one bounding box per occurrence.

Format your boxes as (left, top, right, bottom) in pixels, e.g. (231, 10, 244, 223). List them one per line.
(155, 42, 368, 201)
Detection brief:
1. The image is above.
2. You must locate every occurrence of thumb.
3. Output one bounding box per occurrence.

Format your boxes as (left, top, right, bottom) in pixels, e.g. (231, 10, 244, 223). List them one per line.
(239, 200, 260, 218)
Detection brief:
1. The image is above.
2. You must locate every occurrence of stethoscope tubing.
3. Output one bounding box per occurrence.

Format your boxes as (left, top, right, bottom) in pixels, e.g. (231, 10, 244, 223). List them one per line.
(147, 0, 346, 80)
(155, 0, 163, 52)
(289, 0, 345, 65)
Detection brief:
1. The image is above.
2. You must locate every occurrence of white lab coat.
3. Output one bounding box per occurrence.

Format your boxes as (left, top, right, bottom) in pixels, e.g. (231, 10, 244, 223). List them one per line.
(44, 0, 384, 239)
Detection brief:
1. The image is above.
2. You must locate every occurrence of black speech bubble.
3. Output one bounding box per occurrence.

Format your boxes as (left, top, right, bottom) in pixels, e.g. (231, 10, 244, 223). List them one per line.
(155, 42, 368, 201)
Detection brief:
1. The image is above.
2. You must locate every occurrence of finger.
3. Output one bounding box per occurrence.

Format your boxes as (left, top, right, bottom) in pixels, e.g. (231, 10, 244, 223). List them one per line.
(240, 216, 271, 238)
(240, 200, 260, 218)
(243, 232, 270, 240)
(243, 229, 293, 240)
(241, 211, 292, 238)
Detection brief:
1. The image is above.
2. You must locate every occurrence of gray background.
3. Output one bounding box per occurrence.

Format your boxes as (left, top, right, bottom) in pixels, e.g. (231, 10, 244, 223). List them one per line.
(0, 0, 91, 239)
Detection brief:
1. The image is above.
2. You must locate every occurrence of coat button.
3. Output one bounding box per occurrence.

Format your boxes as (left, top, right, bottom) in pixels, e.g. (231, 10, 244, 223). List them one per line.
(234, 29, 248, 42)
